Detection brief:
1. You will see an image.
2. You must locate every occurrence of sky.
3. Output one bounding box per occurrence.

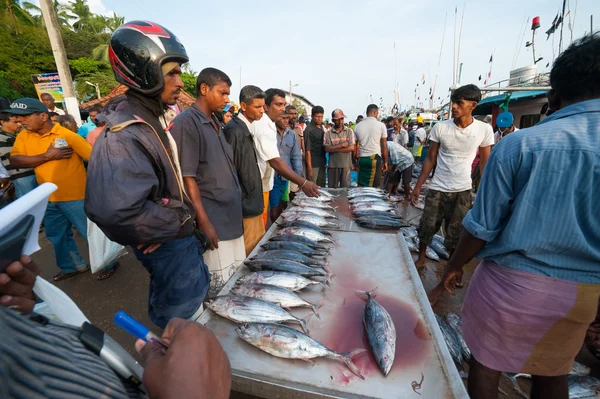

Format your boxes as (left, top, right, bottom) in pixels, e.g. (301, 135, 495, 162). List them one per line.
(51, 0, 599, 119)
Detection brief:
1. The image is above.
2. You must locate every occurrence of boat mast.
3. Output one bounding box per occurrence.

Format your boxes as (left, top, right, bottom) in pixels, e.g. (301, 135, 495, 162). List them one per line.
(431, 12, 447, 110)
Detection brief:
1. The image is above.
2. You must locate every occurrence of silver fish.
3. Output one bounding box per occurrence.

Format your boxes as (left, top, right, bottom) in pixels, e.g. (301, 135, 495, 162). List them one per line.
(236, 271, 329, 291)
(268, 235, 329, 253)
(514, 361, 591, 379)
(434, 313, 463, 367)
(261, 240, 327, 257)
(429, 239, 450, 260)
(350, 198, 391, 207)
(413, 237, 440, 261)
(250, 249, 326, 268)
(231, 283, 321, 317)
(294, 193, 333, 202)
(446, 313, 471, 362)
(283, 206, 337, 219)
(236, 323, 366, 379)
(276, 220, 332, 235)
(349, 195, 387, 203)
(291, 198, 335, 210)
(318, 189, 336, 198)
(353, 203, 394, 212)
(207, 295, 309, 333)
(244, 259, 332, 281)
(355, 217, 407, 230)
(405, 237, 418, 252)
(363, 290, 396, 376)
(276, 227, 334, 243)
(280, 213, 339, 228)
(568, 375, 600, 399)
(401, 227, 418, 239)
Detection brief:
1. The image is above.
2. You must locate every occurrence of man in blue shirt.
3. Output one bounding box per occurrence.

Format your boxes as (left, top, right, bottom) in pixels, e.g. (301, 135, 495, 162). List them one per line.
(432, 34, 600, 399)
(269, 110, 302, 222)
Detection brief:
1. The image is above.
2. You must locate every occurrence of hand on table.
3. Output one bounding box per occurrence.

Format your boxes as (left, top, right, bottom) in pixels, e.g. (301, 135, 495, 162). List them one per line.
(301, 180, 320, 197)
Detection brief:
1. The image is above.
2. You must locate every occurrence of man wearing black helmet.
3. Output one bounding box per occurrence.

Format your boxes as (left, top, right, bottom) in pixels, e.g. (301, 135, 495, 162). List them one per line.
(85, 21, 210, 329)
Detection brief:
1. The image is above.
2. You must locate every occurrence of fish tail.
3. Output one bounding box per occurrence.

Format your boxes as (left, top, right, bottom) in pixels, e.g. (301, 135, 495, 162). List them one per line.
(324, 273, 335, 285)
(311, 304, 321, 319)
(338, 349, 367, 380)
(354, 287, 378, 300)
(299, 318, 310, 334)
(320, 281, 331, 290)
(322, 264, 331, 274)
(322, 230, 333, 236)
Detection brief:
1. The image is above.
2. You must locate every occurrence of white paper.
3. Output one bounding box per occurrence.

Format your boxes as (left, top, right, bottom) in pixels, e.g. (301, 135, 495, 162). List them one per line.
(33, 277, 89, 326)
(0, 183, 57, 256)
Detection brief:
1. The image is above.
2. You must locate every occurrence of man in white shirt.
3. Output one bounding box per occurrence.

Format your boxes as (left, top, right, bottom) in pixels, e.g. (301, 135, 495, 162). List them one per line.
(40, 93, 65, 115)
(411, 84, 494, 268)
(392, 117, 409, 148)
(353, 104, 388, 187)
(412, 122, 427, 162)
(251, 88, 319, 226)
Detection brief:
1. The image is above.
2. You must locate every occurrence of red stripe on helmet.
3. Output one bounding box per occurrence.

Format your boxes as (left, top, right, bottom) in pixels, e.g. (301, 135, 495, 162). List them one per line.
(120, 21, 170, 38)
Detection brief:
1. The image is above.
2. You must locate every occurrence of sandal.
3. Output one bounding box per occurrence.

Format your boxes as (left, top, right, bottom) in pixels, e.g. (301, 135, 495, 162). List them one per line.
(96, 263, 120, 281)
(53, 267, 90, 282)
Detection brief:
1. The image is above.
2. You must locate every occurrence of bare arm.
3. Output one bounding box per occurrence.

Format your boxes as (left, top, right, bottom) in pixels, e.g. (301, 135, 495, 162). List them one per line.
(305, 150, 313, 179)
(324, 143, 355, 153)
(183, 176, 219, 249)
(268, 158, 319, 197)
(478, 145, 492, 176)
(10, 145, 73, 168)
(411, 142, 439, 204)
(380, 138, 388, 165)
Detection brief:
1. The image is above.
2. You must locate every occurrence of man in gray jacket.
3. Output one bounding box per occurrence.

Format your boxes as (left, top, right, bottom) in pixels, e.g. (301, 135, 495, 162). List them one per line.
(85, 21, 210, 328)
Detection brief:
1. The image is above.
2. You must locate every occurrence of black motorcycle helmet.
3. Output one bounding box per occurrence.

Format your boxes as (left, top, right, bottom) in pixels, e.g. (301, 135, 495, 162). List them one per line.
(109, 21, 189, 96)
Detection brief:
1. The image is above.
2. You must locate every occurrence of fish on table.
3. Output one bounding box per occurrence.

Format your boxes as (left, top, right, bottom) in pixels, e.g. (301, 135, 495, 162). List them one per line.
(293, 193, 333, 202)
(352, 203, 394, 213)
(236, 271, 329, 292)
(250, 249, 326, 268)
(283, 206, 337, 219)
(207, 295, 309, 333)
(236, 323, 366, 379)
(276, 220, 333, 235)
(355, 217, 408, 230)
(279, 213, 340, 229)
(362, 290, 397, 376)
(244, 259, 333, 283)
(291, 198, 336, 210)
(352, 209, 402, 220)
(275, 227, 334, 244)
(261, 240, 328, 257)
(231, 283, 321, 317)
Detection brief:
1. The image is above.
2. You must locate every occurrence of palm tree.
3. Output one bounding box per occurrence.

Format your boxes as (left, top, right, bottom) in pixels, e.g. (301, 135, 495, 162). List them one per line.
(21, 0, 73, 28)
(105, 12, 123, 32)
(91, 12, 124, 63)
(69, 0, 92, 32)
(2, 0, 35, 33)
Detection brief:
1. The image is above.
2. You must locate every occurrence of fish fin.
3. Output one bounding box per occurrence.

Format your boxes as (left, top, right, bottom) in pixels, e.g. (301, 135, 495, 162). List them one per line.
(319, 281, 331, 290)
(322, 264, 331, 274)
(299, 318, 310, 334)
(321, 230, 333, 236)
(311, 304, 321, 319)
(299, 358, 316, 364)
(339, 349, 367, 380)
(325, 273, 335, 285)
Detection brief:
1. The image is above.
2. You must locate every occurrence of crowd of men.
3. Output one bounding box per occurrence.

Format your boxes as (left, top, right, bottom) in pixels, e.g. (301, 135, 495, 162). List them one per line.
(0, 18, 598, 399)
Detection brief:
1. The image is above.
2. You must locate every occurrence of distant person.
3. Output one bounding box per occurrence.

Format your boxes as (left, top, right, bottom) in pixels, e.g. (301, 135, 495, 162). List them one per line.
(355, 115, 364, 126)
(269, 112, 301, 222)
(494, 111, 518, 144)
(223, 85, 266, 255)
(8, 98, 118, 281)
(304, 105, 327, 186)
(48, 112, 59, 124)
(57, 114, 78, 133)
(324, 108, 355, 188)
(0, 107, 38, 198)
(77, 105, 102, 138)
(40, 93, 65, 115)
(385, 116, 395, 141)
(353, 104, 388, 187)
(393, 117, 409, 148)
(412, 122, 427, 162)
(285, 105, 305, 200)
(416, 112, 424, 124)
(386, 140, 414, 202)
(411, 84, 494, 269)
(215, 103, 234, 127)
(170, 68, 244, 298)
(85, 117, 107, 147)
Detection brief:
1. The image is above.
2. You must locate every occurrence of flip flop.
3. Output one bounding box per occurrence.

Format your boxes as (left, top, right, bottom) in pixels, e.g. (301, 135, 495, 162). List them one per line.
(53, 267, 90, 282)
(96, 263, 120, 281)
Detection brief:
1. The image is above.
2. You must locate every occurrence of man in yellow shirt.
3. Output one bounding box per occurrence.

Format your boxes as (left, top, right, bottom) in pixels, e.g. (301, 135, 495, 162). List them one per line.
(8, 98, 118, 281)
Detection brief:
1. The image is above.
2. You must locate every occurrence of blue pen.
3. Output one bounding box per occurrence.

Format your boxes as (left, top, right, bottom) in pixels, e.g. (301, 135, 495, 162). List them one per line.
(114, 311, 169, 350)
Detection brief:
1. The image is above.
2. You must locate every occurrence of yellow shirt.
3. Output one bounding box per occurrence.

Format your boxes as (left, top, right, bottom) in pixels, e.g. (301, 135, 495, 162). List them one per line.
(417, 115, 424, 124)
(11, 123, 92, 202)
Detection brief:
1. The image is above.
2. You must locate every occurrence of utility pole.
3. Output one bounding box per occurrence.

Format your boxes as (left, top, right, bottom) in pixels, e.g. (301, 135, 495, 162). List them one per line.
(39, 0, 81, 125)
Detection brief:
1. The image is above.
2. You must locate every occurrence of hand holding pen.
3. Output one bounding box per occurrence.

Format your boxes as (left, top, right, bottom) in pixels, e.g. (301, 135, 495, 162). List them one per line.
(114, 312, 232, 399)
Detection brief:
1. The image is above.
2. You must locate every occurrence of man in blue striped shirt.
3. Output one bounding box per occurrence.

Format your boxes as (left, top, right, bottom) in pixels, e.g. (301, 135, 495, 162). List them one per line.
(433, 33, 600, 399)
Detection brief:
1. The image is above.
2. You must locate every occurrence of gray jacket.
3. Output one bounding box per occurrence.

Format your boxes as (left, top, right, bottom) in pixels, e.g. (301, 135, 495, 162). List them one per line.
(85, 98, 195, 246)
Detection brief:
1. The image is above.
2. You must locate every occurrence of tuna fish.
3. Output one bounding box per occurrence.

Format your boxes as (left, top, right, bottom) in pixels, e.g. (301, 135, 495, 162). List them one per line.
(244, 259, 333, 282)
(283, 206, 338, 219)
(446, 313, 471, 362)
(355, 217, 408, 230)
(236, 323, 366, 379)
(347, 193, 386, 200)
(429, 240, 450, 260)
(280, 213, 339, 228)
(352, 203, 394, 212)
(401, 227, 418, 239)
(276, 220, 333, 236)
(291, 198, 336, 210)
(434, 313, 463, 368)
(275, 227, 334, 243)
(349, 197, 389, 205)
(318, 189, 336, 198)
(261, 241, 328, 257)
(568, 375, 600, 399)
(236, 271, 329, 291)
(352, 209, 402, 220)
(268, 235, 330, 253)
(293, 193, 333, 202)
(250, 249, 326, 268)
(362, 290, 396, 376)
(413, 237, 440, 261)
(207, 295, 309, 333)
(231, 283, 321, 317)
(405, 237, 418, 252)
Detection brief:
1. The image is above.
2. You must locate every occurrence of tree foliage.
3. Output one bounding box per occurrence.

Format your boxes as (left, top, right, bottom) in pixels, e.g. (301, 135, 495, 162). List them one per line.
(0, 0, 122, 102)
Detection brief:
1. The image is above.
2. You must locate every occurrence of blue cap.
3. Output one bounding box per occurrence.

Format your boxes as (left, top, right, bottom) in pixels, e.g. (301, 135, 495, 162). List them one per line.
(5, 98, 49, 115)
(114, 311, 149, 341)
(496, 111, 514, 128)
